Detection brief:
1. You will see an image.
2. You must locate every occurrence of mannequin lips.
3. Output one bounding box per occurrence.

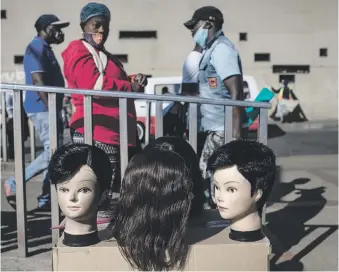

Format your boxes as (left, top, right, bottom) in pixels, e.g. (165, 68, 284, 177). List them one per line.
(67, 206, 81, 211)
(217, 206, 228, 212)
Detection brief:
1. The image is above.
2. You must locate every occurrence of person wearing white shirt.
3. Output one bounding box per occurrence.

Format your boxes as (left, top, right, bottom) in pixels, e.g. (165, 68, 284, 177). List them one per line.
(181, 44, 203, 134)
(182, 43, 203, 87)
(181, 43, 210, 207)
(162, 44, 203, 138)
(163, 43, 202, 125)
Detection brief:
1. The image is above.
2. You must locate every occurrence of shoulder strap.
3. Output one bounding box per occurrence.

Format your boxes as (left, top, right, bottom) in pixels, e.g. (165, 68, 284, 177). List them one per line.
(81, 41, 108, 90)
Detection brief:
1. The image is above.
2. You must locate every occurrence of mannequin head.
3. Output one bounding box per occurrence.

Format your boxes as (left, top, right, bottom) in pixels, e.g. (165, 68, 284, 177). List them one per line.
(56, 164, 99, 221)
(114, 147, 193, 271)
(144, 136, 204, 216)
(48, 143, 112, 237)
(208, 140, 276, 222)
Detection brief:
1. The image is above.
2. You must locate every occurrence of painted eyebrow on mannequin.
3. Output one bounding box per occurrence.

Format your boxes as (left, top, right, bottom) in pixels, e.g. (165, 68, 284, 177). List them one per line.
(60, 179, 98, 185)
(222, 181, 239, 186)
(213, 179, 239, 185)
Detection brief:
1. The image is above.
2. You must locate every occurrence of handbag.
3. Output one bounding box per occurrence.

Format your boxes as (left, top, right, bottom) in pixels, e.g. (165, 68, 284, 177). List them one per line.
(243, 87, 275, 128)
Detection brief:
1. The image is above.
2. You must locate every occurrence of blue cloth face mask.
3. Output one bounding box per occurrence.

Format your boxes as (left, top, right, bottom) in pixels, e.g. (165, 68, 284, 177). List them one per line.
(193, 26, 208, 48)
(83, 32, 103, 49)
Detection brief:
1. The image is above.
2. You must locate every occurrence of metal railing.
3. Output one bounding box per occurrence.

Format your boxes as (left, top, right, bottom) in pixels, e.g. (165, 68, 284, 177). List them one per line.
(0, 83, 271, 257)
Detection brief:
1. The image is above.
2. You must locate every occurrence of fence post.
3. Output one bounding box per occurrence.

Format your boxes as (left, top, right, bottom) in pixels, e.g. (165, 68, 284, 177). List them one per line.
(13, 90, 28, 257)
(188, 103, 198, 153)
(84, 95, 93, 145)
(258, 108, 268, 145)
(28, 119, 35, 161)
(155, 101, 163, 138)
(119, 98, 128, 177)
(1, 91, 8, 161)
(258, 108, 269, 225)
(224, 106, 233, 143)
(145, 101, 151, 146)
(48, 93, 60, 245)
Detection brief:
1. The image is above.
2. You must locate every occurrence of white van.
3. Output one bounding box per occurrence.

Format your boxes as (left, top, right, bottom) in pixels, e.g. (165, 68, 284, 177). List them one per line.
(134, 75, 260, 141)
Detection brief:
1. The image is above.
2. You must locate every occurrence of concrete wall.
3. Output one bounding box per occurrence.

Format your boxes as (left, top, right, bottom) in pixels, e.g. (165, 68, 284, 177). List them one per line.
(1, 0, 338, 120)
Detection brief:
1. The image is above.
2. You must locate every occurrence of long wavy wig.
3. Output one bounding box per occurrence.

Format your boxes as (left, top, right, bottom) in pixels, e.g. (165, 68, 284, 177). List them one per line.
(113, 147, 193, 271)
(144, 136, 204, 217)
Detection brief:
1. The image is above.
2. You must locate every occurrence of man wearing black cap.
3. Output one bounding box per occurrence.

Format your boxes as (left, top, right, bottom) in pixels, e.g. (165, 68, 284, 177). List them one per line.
(184, 6, 244, 207)
(3, 14, 69, 210)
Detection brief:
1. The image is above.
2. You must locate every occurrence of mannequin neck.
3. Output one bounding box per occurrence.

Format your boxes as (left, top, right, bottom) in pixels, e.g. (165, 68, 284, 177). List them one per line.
(64, 216, 97, 235)
(230, 210, 261, 232)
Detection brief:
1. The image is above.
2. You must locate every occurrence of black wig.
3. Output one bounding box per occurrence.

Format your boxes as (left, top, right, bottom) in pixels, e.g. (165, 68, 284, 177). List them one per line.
(144, 136, 204, 217)
(208, 140, 276, 214)
(48, 142, 112, 195)
(113, 147, 193, 271)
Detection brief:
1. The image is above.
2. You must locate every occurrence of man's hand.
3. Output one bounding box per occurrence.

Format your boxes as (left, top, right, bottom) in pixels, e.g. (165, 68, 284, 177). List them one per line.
(32, 72, 48, 109)
(133, 74, 148, 87)
(223, 75, 244, 139)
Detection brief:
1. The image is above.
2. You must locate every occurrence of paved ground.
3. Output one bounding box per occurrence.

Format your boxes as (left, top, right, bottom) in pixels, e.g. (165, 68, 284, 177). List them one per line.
(267, 154, 338, 271)
(1, 120, 338, 271)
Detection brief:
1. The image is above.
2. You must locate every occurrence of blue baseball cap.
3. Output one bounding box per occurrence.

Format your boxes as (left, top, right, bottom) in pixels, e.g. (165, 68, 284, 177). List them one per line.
(34, 14, 70, 32)
(80, 2, 111, 23)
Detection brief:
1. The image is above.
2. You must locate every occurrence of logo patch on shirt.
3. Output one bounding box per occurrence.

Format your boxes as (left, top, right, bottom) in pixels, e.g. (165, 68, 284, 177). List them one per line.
(208, 77, 217, 88)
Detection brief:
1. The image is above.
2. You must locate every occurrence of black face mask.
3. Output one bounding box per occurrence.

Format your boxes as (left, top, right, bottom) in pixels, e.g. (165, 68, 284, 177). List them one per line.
(45, 26, 65, 44)
(53, 30, 65, 44)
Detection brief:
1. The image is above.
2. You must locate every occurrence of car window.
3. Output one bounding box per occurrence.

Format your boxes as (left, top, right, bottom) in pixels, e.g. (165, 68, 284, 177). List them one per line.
(155, 84, 182, 95)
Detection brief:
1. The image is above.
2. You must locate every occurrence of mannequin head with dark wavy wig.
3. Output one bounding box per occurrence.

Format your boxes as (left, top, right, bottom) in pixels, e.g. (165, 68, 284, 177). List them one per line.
(113, 147, 194, 271)
(144, 136, 204, 217)
(48, 142, 112, 246)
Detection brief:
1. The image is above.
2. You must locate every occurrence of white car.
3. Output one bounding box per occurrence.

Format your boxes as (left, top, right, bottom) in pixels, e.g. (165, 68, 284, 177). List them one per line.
(134, 75, 260, 141)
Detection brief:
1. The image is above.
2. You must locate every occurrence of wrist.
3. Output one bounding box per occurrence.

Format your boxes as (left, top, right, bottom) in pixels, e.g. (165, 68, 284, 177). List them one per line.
(131, 82, 139, 92)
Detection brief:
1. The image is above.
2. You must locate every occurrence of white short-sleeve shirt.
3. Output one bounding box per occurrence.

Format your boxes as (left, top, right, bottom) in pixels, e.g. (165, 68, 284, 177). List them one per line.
(182, 51, 203, 83)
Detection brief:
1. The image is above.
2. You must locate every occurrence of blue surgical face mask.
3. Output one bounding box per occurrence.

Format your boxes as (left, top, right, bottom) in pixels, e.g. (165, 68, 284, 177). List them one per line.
(83, 32, 103, 49)
(193, 26, 208, 48)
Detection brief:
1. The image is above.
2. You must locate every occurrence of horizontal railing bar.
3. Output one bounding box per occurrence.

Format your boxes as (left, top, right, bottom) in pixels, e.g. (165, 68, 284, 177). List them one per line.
(0, 84, 271, 109)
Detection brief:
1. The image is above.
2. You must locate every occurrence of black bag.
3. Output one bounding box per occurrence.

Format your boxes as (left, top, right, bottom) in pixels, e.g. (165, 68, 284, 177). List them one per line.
(163, 102, 185, 137)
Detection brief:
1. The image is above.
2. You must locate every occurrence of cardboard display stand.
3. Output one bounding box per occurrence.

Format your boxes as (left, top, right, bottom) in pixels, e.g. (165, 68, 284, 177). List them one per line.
(53, 210, 271, 271)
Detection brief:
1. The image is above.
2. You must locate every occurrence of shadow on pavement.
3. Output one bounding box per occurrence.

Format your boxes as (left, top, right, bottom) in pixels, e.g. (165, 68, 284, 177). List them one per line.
(1, 210, 52, 257)
(248, 124, 286, 140)
(267, 124, 286, 139)
(266, 176, 337, 271)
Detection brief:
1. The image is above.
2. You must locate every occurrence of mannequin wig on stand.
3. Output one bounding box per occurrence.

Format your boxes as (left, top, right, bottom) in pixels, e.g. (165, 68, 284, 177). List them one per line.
(48, 142, 112, 194)
(113, 147, 194, 271)
(144, 136, 204, 217)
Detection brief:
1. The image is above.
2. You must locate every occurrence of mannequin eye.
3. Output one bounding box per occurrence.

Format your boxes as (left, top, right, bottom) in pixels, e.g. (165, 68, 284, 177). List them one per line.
(59, 187, 69, 193)
(227, 187, 237, 193)
(214, 184, 219, 190)
(79, 187, 92, 194)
